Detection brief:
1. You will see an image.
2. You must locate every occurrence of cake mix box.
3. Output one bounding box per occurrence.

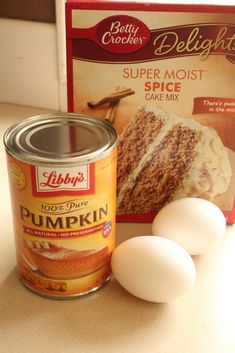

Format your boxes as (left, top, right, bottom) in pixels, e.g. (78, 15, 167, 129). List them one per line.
(66, 0, 235, 224)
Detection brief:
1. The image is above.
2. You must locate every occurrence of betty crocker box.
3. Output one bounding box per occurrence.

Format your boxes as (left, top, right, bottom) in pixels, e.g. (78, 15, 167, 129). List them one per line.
(66, 0, 235, 224)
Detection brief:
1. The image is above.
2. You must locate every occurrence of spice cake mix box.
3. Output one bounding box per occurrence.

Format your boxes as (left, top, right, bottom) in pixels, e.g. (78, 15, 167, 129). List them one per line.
(66, 0, 235, 224)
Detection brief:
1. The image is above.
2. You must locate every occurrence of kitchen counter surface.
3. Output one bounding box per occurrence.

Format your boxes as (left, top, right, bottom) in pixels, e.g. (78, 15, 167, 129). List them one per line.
(0, 102, 235, 353)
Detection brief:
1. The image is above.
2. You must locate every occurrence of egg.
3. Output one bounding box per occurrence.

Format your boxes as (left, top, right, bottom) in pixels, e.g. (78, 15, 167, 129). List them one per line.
(152, 198, 226, 255)
(111, 236, 196, 303)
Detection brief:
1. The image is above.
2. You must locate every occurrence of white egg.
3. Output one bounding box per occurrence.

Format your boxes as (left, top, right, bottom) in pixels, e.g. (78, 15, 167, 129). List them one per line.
(152, 198, 226, 255)
(111, 236, 196, 303)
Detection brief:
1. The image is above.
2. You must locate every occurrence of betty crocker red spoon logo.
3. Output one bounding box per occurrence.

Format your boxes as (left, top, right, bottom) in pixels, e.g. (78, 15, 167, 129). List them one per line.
(77, 15, 151, 54)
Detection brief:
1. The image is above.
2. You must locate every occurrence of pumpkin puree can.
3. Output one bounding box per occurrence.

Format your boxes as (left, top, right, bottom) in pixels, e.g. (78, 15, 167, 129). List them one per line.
(4, 113, 117, 298)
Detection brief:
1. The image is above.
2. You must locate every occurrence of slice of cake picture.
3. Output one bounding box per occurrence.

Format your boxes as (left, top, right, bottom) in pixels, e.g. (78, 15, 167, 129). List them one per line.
(117, 105, 232, 215)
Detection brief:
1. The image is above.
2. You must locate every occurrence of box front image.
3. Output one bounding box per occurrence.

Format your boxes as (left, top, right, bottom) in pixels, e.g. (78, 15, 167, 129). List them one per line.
(66, 1, 235, 223)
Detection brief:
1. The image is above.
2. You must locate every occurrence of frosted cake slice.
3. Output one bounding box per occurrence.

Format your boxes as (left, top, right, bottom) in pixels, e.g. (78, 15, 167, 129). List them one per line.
(117, 105, 231, 214)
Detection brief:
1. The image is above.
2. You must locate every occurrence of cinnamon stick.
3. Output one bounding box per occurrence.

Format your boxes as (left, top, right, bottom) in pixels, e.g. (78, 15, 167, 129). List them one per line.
(87, 88, 135, 109)
(105, 100, 120, 124)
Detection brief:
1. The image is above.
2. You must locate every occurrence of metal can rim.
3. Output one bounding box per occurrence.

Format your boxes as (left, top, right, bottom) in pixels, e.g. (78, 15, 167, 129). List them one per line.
(3, 113, 118, 166)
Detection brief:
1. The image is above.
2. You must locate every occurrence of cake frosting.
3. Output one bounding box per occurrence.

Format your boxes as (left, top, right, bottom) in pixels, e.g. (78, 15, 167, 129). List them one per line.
(117, 105, 231, 214)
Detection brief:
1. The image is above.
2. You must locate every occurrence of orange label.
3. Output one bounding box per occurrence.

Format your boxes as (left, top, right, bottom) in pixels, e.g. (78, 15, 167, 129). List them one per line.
(7, 150, 117, 298)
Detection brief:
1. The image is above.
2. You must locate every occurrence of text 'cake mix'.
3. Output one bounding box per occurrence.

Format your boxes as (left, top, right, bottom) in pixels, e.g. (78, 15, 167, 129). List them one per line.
(66, 0, 235, 224)
(4, 113, 117, 298)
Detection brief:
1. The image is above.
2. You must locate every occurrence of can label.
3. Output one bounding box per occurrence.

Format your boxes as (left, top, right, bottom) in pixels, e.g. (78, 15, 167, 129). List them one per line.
(7, 150, 117, 297)
(31, 164, 95, 195)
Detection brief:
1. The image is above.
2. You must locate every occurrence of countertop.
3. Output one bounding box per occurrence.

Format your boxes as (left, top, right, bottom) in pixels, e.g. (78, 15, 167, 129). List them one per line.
(0, 102, 235, 353)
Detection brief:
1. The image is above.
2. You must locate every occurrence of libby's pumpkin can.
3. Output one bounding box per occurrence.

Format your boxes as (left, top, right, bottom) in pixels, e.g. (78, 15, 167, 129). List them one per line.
(4, 113, 117, 298)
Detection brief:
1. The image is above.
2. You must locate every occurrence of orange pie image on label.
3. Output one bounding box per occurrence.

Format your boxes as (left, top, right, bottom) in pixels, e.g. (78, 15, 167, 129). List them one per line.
(24, 241, 110, 280)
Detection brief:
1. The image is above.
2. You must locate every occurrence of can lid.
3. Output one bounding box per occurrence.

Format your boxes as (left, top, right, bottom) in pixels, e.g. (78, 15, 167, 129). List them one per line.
(4, 113, 117, 165)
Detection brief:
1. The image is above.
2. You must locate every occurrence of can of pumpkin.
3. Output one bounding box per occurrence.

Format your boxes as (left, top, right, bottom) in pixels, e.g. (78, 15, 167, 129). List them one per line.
(4, 113, 117, 298)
